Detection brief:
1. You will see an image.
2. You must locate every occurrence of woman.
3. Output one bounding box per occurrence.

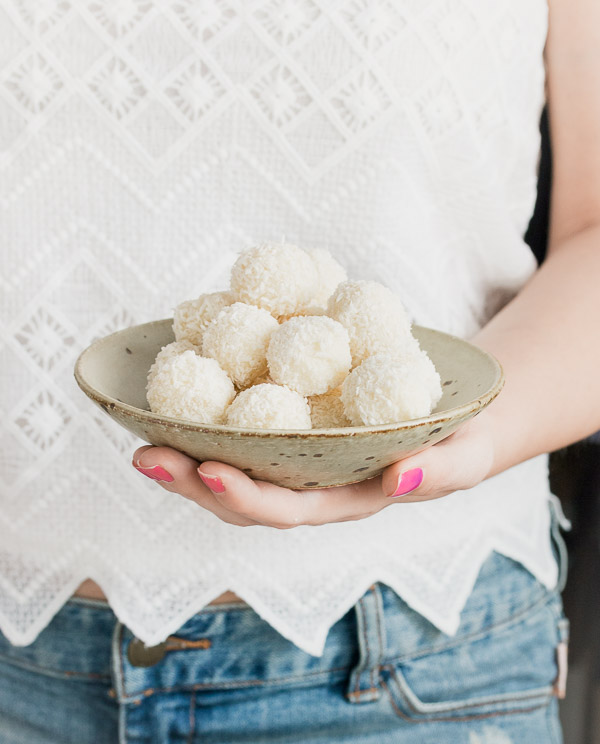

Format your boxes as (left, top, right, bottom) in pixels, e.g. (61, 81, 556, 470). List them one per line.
(0, 0, 597, 741)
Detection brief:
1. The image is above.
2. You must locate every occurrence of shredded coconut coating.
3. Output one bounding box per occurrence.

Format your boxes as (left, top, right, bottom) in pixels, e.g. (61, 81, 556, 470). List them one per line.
(147, 340, 199, 386)
(230, 242, 318, 316)
(341, 354, 440, 426)
(277, 306, 326, 324)
(307, 249, 347, 309)
(309, 387, 350, 428)
(386, 335, 443, 406)
(327, 280, 412, 367)
(202, 302, 278, 388)
(173, 291, 233, 347)
(226, 383, 312, 430)
(267, 316, 352, 396)
(147, 351, 235, 424)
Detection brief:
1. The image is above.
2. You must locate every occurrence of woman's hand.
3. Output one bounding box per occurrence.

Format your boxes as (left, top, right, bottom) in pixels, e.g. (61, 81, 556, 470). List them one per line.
(132, 412, 495, 529)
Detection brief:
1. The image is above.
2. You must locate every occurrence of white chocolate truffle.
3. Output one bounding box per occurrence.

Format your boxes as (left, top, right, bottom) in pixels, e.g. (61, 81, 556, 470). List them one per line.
(226, 383, 312, 430)
(230, 242, 318, 316)
(173, 291, 233, 347)
(267, 316, 352, 396)
(307, 249, 347, 309)
(147, 340, 198, 386)
(309, 388, 350, 428)
(341, 354, 440, 426)
(147, 351, 235, 424)
(202, 302, 278, 388)
(327, 280, 412, 367)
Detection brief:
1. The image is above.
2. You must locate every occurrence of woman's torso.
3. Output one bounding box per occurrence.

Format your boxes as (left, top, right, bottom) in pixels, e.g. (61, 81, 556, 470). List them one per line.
(1, 0, 555, 655)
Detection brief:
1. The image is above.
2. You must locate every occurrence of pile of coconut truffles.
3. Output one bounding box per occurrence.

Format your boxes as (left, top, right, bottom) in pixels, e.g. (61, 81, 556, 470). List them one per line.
(146, 242, 442, 429)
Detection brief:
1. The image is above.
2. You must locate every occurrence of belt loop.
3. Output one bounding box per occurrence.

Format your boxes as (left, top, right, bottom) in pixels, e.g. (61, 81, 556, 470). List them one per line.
(346, 584, 386, 704)
(549, 495, 570, 593)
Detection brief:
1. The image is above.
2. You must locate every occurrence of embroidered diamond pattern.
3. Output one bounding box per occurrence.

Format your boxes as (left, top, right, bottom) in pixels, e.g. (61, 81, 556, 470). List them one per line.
(253, 0, 320, 44)
(0, 430, 31, 488)
(127, 16, 192, 81)
(48, 15, 108, 76)
(14, 306, 77, 372)
(429, 0, 477, 58)
(89, 308, 138, 345)
(92, 409, 140, 455)
(165, 61, 225, 122)
(171, 0, 236, 43)
(13, 389, 73, 452)
(339, 0, 406, 50)
(250, 64, 311, 128)
(88, 56, 146, 119)
(415, 77, 462, 141)
(4, 54, 63, 115)
(87, 0, 152, 37)
(127, 101, 186, 158)
(13, 0, 70, 34)
(330, 69, 391, 133)
(209, 24, 272, 83)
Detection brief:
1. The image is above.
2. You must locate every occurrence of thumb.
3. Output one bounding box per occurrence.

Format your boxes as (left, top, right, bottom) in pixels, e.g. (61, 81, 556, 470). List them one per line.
(381, 417, 494, 503)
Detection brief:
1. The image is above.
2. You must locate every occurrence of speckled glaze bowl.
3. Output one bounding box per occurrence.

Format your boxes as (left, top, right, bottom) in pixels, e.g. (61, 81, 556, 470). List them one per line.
(74, 319, 503, 488)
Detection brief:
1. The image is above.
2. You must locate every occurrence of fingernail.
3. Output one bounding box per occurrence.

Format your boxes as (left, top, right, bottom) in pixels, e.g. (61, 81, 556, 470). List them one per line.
(133, 463, 174, 483)
(197, 469, 225, 493)
(388, 468, 423, 497)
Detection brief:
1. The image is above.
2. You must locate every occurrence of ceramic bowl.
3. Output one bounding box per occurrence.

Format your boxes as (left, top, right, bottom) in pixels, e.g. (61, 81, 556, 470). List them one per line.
(74, 319, 503, 488)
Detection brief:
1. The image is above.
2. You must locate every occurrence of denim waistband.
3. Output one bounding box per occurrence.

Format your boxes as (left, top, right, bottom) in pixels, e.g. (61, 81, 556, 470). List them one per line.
(0, 549, 564, 707)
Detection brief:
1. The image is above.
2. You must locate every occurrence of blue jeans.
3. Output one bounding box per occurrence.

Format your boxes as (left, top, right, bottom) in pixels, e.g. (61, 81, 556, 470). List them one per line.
(0, 553, 568, 743)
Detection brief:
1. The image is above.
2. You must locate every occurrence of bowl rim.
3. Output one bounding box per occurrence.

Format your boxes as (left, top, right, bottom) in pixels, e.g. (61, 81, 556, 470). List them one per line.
(74, 319, 504, 438)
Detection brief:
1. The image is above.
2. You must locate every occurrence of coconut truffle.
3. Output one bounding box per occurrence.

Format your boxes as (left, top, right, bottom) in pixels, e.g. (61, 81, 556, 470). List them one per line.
(277, 306, 327, 324)
(341, 354, 441, 426)
(173, 291, 233, 347)
(147, 340, 198, 386)
(309, 388, 350, 428)
(307, 249, 347, 309)
(230, 242, 318, 316)
(147, 351, 235, 424)
(327, 280, 412, 367)
(202, 302, 278, 388)
(387, 335, 443, 404)
(267, 316, 352, 396)
(226, 383, 312, 429)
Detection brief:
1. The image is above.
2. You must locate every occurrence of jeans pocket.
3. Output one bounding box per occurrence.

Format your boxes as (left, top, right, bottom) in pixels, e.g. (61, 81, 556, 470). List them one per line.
(381, 595, 564, 723)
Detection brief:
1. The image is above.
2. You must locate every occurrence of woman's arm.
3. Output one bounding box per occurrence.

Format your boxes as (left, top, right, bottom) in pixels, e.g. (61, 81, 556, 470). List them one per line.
(473, 0, 600, 475)
(132, 0, 600, 525)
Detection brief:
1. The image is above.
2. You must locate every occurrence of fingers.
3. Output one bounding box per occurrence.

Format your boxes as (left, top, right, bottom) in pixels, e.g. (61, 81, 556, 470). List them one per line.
(197, 461, 316, 528)
(198, 461, 386, 527)
(130, 413, 496, 529)
(132, 446, 256, 526)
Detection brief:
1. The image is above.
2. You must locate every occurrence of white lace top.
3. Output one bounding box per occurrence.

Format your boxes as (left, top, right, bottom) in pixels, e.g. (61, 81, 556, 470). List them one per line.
(0, 0, 556, 656)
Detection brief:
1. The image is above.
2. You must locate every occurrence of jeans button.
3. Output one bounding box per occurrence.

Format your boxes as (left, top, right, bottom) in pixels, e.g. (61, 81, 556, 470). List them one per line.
(127, 638, 167, 667)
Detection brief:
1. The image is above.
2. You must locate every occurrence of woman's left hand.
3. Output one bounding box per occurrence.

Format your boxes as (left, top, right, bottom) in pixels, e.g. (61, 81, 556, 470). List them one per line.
(132, 413, 495, 528)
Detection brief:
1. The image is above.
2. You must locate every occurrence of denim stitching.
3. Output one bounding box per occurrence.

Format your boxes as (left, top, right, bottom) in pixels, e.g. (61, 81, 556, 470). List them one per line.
(372, 585, 384, 692)
(385, 588, 560, 666)
(122, 664, 352, 701)
(0, 652, 111, 682)
(357, 595, 371, 697)
(187, 693, 196, 744)
(386, 665, 552, 714)
(380, 677, 549, 724)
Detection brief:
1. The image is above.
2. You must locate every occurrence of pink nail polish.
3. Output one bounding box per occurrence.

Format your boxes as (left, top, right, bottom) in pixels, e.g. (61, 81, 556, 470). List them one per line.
(198, 470, 225, 493)
(388, 468, 423, 497)
(134, 464, 174, 483)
